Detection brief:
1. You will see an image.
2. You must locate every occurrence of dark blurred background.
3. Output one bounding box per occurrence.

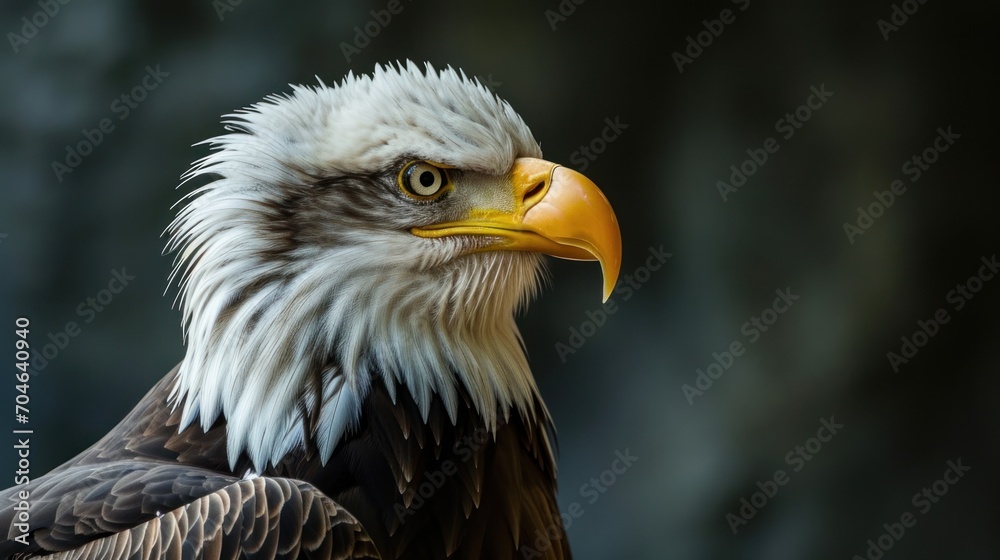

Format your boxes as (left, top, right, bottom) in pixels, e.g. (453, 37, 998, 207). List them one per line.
(1, 1, 998, 558)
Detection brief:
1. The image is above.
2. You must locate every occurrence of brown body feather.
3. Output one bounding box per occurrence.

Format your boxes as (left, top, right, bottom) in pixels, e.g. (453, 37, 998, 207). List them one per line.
(0, 365, 569, 559)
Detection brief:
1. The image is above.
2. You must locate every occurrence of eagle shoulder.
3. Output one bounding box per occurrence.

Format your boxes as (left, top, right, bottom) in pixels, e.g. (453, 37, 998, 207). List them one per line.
(0, 462, 377, 560)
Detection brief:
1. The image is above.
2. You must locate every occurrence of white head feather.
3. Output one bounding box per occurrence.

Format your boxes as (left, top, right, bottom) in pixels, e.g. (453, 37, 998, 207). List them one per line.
(165, 62, 550, 470)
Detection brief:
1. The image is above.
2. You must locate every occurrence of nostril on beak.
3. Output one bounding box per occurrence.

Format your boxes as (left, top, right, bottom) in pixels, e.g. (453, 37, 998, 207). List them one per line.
(524, 180, 547, 207)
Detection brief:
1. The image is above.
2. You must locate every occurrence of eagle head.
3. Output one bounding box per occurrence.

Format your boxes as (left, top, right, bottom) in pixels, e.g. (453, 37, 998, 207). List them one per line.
(165, 61, 621, 471)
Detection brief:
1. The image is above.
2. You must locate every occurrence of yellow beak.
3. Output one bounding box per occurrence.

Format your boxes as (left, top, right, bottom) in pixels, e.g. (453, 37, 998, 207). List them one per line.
(411, 158, 622, 302)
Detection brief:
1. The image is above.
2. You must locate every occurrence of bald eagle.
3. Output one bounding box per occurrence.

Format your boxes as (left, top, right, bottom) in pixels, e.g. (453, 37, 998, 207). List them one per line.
(0, 62, 620, 560)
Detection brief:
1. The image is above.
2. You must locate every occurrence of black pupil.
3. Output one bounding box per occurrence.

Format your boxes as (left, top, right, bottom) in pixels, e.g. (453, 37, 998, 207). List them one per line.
(418, 170, 436, 188)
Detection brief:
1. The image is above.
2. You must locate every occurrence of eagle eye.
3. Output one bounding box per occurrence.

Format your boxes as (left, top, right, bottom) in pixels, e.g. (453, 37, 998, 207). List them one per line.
(399, 161, 450, 199)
